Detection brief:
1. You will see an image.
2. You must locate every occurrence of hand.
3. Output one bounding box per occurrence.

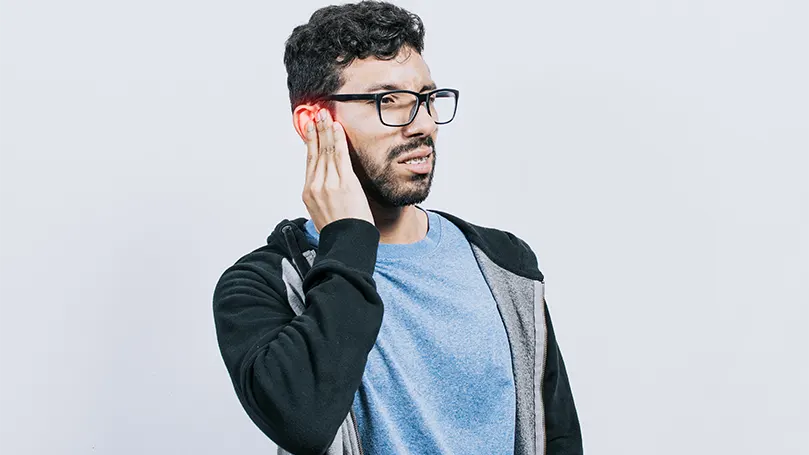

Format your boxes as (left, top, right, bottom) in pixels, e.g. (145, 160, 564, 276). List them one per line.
(302, 109, 375, 233)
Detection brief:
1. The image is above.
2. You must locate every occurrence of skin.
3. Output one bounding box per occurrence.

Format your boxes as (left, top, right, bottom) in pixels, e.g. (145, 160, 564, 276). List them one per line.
(292, 46, 439, 244)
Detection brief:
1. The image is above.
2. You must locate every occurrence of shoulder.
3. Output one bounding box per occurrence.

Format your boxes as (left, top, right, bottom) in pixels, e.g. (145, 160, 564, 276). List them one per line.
(431, 208, 543, 281)
(213, 244, 289, 304)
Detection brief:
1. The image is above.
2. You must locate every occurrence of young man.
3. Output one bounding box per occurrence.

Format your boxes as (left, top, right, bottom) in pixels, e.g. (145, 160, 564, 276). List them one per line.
(213, 2, 582, 454)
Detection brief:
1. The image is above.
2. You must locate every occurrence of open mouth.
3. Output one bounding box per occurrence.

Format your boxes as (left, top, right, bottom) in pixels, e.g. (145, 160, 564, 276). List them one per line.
(398, 152, 433, 174)
(400, 153, 431, 165)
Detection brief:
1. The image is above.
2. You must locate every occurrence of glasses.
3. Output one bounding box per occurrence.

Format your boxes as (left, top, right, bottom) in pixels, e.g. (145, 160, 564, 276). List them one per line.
(324, 88, 459, 127)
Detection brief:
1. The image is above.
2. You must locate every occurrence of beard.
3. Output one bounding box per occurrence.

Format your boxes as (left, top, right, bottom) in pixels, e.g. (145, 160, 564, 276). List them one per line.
(347, 136, 436, 208)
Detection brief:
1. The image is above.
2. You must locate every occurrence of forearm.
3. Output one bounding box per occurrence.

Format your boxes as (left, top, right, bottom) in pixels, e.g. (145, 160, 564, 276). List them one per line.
(214, 219, 384, 454)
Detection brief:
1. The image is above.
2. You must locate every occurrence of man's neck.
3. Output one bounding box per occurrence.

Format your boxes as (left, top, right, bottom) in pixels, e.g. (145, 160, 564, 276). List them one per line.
(369, 203, 428, 245)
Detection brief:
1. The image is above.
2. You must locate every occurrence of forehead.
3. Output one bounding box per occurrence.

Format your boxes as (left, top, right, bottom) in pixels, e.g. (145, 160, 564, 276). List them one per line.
(338, 47, 433, 93)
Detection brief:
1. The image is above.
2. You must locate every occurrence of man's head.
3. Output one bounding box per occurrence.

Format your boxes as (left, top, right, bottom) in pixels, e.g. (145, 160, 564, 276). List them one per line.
(284, 1, 449, 208)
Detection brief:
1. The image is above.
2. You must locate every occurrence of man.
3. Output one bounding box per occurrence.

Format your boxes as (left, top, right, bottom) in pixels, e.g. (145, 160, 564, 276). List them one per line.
(212, 1, 582, 454)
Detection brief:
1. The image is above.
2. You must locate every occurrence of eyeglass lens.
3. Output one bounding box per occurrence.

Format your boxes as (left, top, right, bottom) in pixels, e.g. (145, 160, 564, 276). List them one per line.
(380, 90, 457, 126)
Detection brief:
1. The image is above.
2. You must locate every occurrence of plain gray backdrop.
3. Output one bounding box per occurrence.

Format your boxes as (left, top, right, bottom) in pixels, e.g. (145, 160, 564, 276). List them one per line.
(1, 0, 807, 453)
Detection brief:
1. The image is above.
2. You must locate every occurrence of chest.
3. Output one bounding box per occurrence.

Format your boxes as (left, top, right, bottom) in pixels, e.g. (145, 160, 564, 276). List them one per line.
(368, 262, 514, 387)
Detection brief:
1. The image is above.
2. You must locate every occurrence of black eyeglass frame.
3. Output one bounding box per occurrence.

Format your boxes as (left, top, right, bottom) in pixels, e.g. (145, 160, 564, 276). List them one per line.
(323, 88, 460, 127)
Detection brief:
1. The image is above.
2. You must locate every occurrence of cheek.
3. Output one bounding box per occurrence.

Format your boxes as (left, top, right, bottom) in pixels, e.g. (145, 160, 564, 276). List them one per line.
(335, 106, 404, 163)
(344, 126, 397, 163)
(336, 105, 399, 152)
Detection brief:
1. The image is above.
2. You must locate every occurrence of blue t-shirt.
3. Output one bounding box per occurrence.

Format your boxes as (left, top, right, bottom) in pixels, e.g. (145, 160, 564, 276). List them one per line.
(303, 207, 516, 454)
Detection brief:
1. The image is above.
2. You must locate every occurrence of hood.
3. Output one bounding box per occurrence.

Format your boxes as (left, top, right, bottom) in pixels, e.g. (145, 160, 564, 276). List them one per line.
(266, 208, 544, 283)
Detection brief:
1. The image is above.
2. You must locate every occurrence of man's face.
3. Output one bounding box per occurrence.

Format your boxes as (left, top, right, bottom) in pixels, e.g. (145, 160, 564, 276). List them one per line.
(332, 47, 438, 208)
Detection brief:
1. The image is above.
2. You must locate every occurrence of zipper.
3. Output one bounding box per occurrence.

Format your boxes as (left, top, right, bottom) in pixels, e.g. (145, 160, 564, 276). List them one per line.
(349, 408, 364, 455)
(281, 224, 312, 278)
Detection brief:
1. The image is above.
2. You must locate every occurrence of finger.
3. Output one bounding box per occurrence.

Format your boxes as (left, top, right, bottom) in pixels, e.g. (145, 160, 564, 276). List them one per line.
(320, 110, 340, 189)
(332, 121, 351, 179)
(303, 119, 319, 187)
(312, 110, 329, 188)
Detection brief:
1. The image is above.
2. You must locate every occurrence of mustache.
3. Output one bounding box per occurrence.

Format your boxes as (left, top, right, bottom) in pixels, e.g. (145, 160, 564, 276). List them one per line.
(390, 136, 435, 161)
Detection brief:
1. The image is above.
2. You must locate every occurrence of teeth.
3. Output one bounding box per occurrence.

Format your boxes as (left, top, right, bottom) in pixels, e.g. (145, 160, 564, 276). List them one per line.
(404, 156, 428, 164)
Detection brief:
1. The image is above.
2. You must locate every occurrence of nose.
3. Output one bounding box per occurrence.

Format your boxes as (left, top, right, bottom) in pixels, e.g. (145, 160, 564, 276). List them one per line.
(402, 100, 437, 138)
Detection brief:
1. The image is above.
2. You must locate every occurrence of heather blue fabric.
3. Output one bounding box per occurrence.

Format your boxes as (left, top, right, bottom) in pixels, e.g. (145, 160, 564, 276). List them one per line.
(303, 206, 516, 454)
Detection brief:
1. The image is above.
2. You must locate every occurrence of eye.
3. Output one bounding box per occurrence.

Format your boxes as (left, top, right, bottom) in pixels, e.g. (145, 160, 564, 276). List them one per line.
(380, 95, 396, 105)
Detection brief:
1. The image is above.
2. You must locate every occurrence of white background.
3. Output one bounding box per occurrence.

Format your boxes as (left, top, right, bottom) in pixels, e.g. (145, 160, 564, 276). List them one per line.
(1, 0, 807, 454)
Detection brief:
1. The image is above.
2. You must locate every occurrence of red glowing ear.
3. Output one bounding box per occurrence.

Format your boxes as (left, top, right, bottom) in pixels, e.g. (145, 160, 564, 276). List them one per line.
(292, 104, 319, 142)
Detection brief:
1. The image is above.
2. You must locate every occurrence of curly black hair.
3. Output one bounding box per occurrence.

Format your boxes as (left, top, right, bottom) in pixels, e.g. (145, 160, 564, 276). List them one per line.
(283, 1, 425, 112)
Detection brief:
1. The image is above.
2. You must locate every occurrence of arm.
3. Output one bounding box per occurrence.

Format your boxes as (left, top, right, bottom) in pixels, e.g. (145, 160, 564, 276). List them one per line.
(213, 219, 383, 455)
(543, 299, 584, 454)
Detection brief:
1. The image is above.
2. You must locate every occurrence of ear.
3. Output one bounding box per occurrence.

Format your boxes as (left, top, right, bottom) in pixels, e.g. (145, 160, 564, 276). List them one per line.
(292, 104, 319, 142)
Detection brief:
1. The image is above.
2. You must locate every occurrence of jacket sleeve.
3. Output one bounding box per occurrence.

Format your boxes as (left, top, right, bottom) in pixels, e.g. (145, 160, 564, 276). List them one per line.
(212, 219, 384, 455)
(543, 299, 583, 454)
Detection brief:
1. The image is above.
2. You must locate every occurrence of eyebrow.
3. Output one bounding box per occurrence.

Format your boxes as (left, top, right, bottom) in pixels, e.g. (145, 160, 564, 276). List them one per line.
(363, 82, 438, 93)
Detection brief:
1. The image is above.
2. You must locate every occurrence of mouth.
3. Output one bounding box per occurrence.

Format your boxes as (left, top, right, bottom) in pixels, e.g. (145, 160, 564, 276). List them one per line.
(396, 145, 432, 162)
(397, 151, 433, 174)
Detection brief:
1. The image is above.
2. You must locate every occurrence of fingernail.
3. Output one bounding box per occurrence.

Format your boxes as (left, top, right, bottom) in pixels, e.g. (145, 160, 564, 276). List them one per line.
(307, 121, 314, 131)
(318, 110, 325, 121)
(332, 122, 339, 132)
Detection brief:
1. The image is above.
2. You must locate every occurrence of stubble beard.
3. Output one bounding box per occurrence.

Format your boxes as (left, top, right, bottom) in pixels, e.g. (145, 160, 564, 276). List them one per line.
(347, 137, 436, 208)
